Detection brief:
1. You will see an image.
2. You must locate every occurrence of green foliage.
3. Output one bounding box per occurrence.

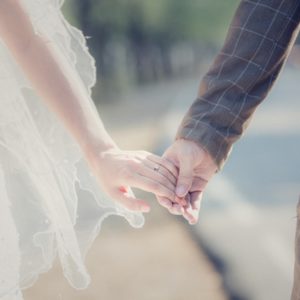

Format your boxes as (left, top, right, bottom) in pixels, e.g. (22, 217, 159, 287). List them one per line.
(138, 0, 239, 44)
(164, 0, 239, 43)
(63, 0, 240, 93)
(66, 0, 239, 44)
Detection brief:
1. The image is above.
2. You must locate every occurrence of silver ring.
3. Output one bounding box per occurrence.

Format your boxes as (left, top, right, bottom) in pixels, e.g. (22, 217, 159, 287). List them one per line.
(153, 165, 160, 172)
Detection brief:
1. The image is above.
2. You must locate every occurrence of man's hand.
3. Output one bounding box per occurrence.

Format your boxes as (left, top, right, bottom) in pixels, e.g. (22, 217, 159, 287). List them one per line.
(157, 139, 217, 224)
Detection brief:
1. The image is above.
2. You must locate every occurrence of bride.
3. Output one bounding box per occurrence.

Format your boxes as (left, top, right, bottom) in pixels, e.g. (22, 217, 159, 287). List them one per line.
(0, 0, 179, 299)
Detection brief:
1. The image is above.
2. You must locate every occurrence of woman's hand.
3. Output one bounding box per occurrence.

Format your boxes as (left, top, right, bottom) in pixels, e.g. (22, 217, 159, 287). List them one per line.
(85, 147, 178, 213)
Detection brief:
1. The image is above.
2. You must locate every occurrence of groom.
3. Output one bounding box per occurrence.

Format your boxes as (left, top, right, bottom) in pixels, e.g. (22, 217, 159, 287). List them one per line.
(158, 0, 300, 299)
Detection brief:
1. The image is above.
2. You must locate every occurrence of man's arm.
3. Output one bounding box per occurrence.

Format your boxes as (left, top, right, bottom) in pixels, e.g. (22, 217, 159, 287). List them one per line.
(177, 0, 300, 170)
(159, 0, 300, 223)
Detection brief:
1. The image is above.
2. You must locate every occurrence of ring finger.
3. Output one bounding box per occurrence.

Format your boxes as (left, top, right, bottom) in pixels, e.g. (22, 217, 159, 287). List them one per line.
(137, 162, 176, 192)
(144, 160, 176, 186)
(147, 155, 178, 182)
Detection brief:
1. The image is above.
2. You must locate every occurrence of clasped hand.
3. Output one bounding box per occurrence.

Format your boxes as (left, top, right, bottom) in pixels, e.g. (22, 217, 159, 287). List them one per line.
(157, 139, 217, 224)
(86, 139, 217, 225)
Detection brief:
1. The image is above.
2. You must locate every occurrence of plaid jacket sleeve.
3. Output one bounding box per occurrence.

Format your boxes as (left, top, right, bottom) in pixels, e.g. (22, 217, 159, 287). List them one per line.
(176, 0, 300, 170)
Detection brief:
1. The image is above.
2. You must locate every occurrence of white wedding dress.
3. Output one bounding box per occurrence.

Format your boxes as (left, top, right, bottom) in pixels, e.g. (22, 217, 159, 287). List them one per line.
(0, 1, 144, 299)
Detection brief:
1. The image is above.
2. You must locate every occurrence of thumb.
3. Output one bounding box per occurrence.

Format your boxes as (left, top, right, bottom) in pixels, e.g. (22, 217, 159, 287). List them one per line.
(175, 158, 194, 198)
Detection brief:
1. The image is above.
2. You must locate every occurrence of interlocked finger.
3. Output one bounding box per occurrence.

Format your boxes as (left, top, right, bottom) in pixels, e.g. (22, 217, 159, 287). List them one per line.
(182, 191, 203, 224)
(147, 155, 178, 182)
(138, 162, 176, 192)
(128, 173, 175, 201)
(190, 191, 203, 210)
(156, 196, 173, 210)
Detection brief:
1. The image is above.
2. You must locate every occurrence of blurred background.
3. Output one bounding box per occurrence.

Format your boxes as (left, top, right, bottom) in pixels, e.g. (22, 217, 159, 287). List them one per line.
(63, 0, 239, 99)
(24, 0, 300, 299)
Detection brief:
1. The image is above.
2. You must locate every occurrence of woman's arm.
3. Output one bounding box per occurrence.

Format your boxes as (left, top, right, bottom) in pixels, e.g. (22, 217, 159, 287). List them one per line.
(0, 0, 115, 155)
(0, 0, 179, 212)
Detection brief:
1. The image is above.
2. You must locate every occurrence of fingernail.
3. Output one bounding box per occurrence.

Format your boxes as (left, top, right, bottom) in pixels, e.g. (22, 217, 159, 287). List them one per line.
(176, 185, 188, 197)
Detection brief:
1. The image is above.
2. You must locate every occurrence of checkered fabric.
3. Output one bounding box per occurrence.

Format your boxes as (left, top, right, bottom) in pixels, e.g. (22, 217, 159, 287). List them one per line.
(176, 0, 300, 169)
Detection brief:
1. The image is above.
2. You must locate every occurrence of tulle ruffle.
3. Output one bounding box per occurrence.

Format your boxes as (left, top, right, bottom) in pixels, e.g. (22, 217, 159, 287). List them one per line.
(0, 0, 144, 298)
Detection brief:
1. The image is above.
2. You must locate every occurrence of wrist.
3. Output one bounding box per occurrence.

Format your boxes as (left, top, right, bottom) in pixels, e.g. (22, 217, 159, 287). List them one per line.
(81, 137, 119, 163)
(175, 138, 206, 156)
(175, 138, 218, 170)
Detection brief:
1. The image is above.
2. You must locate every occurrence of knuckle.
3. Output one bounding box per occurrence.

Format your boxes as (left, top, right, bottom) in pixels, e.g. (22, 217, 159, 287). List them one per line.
(167, 192, 175, 200)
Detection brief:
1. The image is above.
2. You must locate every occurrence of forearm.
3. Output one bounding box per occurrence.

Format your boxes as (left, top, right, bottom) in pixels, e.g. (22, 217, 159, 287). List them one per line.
(177, 0, 300, 169)
(17, 34, 116, 154)
(0, 0, 116, 156)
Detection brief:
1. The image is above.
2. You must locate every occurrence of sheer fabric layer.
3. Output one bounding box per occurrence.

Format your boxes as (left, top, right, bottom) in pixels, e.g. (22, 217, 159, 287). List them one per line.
(0, 0, 144, 298)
